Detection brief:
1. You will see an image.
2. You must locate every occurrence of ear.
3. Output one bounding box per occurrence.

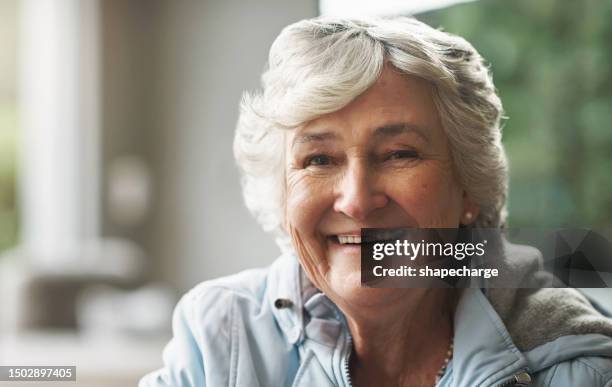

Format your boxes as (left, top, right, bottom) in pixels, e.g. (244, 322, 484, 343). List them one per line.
(460, 192, 480, 226)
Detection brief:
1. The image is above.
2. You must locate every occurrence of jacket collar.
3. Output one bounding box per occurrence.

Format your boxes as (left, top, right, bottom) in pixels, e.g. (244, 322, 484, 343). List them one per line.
(452, 288, 530, 386)
(266, 255, 531, 384)
(453, 288, 612, 384)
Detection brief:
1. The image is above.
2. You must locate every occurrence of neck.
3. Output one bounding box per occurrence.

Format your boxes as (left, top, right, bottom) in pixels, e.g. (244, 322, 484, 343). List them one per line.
(342, 289, 456, 387)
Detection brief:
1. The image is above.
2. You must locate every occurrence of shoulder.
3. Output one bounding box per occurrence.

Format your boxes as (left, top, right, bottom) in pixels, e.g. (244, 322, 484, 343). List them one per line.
(177, 265, 272, 337)
(184, 253, 298, 309)
(139, 262, 282, 387)
(177, 254, 301, 339)
(536, 355, 612, 386)
(186, 266, 270, 310)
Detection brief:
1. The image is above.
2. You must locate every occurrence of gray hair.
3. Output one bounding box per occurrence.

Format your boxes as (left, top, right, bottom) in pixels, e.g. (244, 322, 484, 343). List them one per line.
(234, 16, 508, 252)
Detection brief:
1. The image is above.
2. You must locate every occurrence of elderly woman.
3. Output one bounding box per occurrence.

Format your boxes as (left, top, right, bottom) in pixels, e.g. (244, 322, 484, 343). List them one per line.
(141, 17, 612, 386)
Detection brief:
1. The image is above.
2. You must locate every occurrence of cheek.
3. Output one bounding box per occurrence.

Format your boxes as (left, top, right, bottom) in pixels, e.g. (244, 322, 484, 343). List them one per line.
(389, 165, 462, 227)
(285, 172, 333, 234)
(285, 172, 336, 286)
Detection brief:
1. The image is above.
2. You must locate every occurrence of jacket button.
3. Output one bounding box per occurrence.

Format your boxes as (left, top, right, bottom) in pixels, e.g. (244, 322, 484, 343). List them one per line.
(274, 298, 293, 309)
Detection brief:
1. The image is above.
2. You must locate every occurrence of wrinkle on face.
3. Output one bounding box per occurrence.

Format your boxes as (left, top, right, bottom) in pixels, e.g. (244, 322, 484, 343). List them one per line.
(283, 68, 472, 306)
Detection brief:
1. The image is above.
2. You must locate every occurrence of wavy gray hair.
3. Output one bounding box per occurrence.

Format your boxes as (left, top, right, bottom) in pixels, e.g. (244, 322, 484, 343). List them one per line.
(234, 16, 508, 252)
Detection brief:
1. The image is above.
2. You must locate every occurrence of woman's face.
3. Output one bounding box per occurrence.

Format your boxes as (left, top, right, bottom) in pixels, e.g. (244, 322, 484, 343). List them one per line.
(284, 68, 477, 308)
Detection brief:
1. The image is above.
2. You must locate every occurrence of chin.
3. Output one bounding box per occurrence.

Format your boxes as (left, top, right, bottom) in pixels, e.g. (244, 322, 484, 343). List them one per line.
(325, 266, 412, 309)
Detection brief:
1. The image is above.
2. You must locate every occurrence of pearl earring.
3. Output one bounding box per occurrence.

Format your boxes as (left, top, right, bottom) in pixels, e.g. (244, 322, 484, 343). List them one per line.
(464, 211, 473, 222)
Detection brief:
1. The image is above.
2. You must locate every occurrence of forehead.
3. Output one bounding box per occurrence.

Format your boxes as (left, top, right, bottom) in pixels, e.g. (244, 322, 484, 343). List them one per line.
(295, 67, 444, 141)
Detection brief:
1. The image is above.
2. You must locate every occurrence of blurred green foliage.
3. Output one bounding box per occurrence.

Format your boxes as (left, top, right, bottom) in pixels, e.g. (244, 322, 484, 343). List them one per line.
(0, 103, 18, 252)
(420, 0, 612, 227)
(0, 0, 17, 253)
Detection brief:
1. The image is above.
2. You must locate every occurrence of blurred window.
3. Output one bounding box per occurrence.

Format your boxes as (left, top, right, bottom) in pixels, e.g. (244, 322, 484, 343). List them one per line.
(0, 0, 18, 253)
(319, 0, 477, 17)
(420, 0, 612, 227)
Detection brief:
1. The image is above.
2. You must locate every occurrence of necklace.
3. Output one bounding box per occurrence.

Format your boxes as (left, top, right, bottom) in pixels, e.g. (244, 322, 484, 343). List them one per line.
(434, 338, 454, 384)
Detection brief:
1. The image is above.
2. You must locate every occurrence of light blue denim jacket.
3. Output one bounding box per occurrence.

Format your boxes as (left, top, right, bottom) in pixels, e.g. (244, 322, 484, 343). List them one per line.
(141, 254, 612, 386)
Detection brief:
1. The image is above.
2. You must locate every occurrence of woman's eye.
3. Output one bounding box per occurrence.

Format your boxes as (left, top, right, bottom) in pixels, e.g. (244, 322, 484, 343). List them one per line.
(386, 150, 419, 160)
(305, 154, 332, 167)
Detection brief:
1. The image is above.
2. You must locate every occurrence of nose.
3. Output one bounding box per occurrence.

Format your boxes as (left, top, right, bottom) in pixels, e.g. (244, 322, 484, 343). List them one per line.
(333, 160, 388, 221)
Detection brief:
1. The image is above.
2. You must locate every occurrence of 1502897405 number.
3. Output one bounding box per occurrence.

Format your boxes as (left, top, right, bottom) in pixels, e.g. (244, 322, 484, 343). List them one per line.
(0, 366, 76, 381)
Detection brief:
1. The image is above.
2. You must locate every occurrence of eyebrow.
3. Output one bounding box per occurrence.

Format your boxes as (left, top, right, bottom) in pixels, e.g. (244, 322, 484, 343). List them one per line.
(373, 123, 430, 143)
(291, 122, 430, 150)
(292, 131, 339, 150)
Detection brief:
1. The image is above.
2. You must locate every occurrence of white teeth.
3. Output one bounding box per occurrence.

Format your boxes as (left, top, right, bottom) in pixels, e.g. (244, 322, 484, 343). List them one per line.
(338, 235, 361, 244)
(336, 229, 405, 244)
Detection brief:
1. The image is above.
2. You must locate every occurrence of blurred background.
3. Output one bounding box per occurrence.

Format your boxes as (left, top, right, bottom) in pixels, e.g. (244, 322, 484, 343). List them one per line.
(0, 0, 610, 386)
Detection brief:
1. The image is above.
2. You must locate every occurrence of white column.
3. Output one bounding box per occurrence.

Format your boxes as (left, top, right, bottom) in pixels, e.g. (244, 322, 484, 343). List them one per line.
(19, 0, 101, 264)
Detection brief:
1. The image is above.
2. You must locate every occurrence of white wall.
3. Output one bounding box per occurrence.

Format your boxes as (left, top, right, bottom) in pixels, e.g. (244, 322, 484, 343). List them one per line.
(148, 1, 318, 290)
